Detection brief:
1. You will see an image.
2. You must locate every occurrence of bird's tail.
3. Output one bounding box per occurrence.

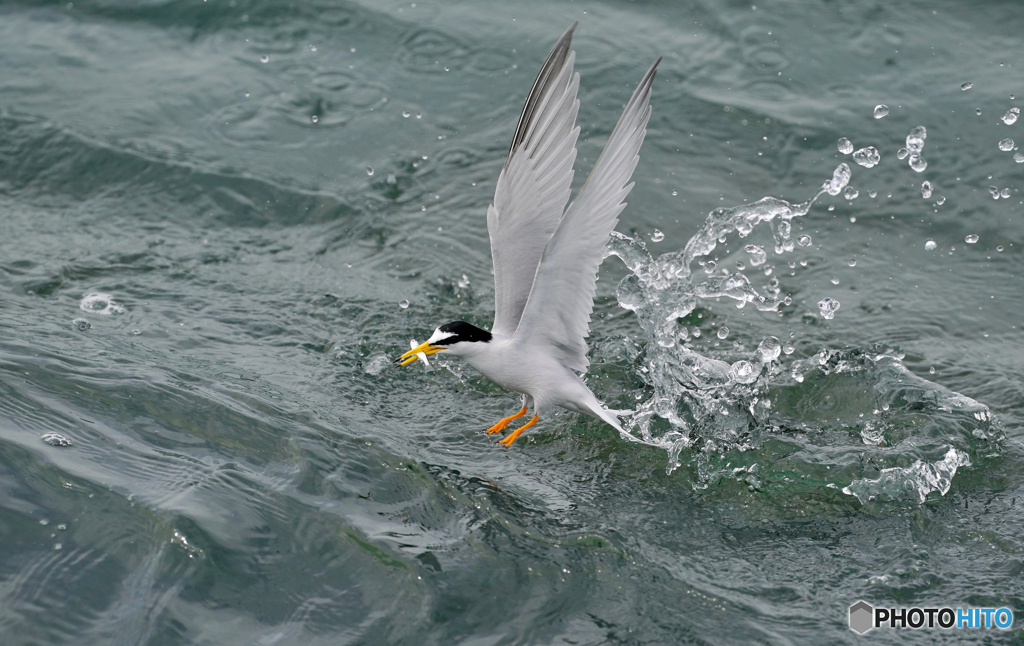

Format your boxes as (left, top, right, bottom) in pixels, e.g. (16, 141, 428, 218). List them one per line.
(592, 406, 633, 433)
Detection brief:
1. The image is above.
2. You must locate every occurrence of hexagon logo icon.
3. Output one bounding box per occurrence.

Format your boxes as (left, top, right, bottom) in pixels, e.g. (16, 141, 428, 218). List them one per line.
(849, 600, 874, 634)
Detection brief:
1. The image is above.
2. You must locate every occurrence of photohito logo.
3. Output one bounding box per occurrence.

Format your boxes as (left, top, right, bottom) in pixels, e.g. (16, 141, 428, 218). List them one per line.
(848, 601, 1014, 634)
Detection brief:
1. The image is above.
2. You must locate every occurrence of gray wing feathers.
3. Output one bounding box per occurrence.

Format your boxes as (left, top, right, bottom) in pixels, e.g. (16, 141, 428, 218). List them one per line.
(514, 58, 660, 371)
(489, 25, 581, 337)
(504, 23, 577, 169)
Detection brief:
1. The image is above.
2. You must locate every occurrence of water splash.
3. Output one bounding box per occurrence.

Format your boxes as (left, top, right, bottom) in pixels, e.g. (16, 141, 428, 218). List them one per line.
(41, 432, 73, 447)
(602, 165, 998, 504)
(844, 447, 970, 504)
(80, 292, 125, 315)
(605, 168, 840, 468)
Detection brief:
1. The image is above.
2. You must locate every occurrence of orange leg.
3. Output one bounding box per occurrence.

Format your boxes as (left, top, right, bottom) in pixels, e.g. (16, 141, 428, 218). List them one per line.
(486, 405, 528, 435)
(498, 415, 539, 447)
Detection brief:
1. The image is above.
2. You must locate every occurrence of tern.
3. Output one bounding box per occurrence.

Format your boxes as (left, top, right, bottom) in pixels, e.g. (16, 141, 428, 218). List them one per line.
(399, 23, 659, 446)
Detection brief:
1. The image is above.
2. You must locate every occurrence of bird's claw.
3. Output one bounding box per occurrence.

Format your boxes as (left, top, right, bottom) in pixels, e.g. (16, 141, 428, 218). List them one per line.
(486, 420, 509, 435)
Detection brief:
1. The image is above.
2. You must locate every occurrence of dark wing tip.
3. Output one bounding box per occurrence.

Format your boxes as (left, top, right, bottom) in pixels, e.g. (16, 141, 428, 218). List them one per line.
(640, 57, 662, 92)
(504, 23, 579, 169)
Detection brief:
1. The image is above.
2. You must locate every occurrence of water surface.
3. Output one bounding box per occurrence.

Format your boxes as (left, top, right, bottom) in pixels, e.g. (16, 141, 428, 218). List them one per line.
(1, 0, 1023, 644)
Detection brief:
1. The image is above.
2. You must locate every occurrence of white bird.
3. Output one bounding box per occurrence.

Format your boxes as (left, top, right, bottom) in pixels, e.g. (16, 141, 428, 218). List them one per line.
(399, 23, 659, 446)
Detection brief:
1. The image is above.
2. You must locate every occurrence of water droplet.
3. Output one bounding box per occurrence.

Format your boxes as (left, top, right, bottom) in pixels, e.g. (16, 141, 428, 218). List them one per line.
(311, 115, 318, 123)
(837, 138, 854, 154)
(830, 277, 840, 285)
(703, 260, 717, 274)
(650, 229, 665, 242)
(897, 148, 909, 160)
(873, 104, 889, 119)
(415, 112, 423, 119)
(797, 234, 811, 247)
(782, 343, 795, 355)
(936, 195, 946, 205)
(847, 258, 857, 267)
(691, 328, 701, 338)
(399, 299, 410, 308)
(366, 166, 374, 176)
(1015, 153, 1024, 163)
(908, 155, 928, 172)
(989, 186, 1001, 199)
(757, 336, 782, 362)
(823, 163, 851, 196)
(310, 44, 317, 52)
(965, 234, 979, 244)
(41, 433, 72, 447)
(260, 55, 269, 63)
(728, 360, 757, 384)
(929, 366, 936, 374)
(744, 244, 767, 266)
(921, 180, 933, 199)
(999, 138, 1015, 151)
(1000, 187, 1011, 198)
(817, 297, 840, 319)
(844, 186, 859, 200)
(717, 326, 730, 340)
(997, 245, 1004, 252)
(868, 190, 877, 198)
(852, 146, 880, 168)
(906, 126, 927, 155)
(671, 190, 678, 196)
(961, 81, 973, 91)
(57, 524, 66, 530)
(72, 318, 91, 331)
(1002, 108, 1019, 125)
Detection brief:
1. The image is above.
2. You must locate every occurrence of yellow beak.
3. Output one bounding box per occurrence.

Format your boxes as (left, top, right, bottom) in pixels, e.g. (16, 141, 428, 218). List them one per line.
(397, 340, 446, 366)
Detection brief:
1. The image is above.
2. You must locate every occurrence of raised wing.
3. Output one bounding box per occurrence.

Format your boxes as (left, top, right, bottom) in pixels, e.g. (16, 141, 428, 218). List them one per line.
(513, 59, 660, 371)
(488, 23, 581, 338)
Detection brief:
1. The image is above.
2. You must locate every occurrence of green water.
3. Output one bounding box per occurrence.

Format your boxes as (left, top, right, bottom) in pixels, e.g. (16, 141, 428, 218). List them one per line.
(1, 0, 1023, 644)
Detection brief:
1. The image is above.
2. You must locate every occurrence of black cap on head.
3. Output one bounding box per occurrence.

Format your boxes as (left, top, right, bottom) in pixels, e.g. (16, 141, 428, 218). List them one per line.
(435, 321, 492, 345)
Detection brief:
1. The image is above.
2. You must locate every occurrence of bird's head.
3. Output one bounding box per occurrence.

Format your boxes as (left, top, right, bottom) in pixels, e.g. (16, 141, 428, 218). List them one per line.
(397, 321, 493, 366)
